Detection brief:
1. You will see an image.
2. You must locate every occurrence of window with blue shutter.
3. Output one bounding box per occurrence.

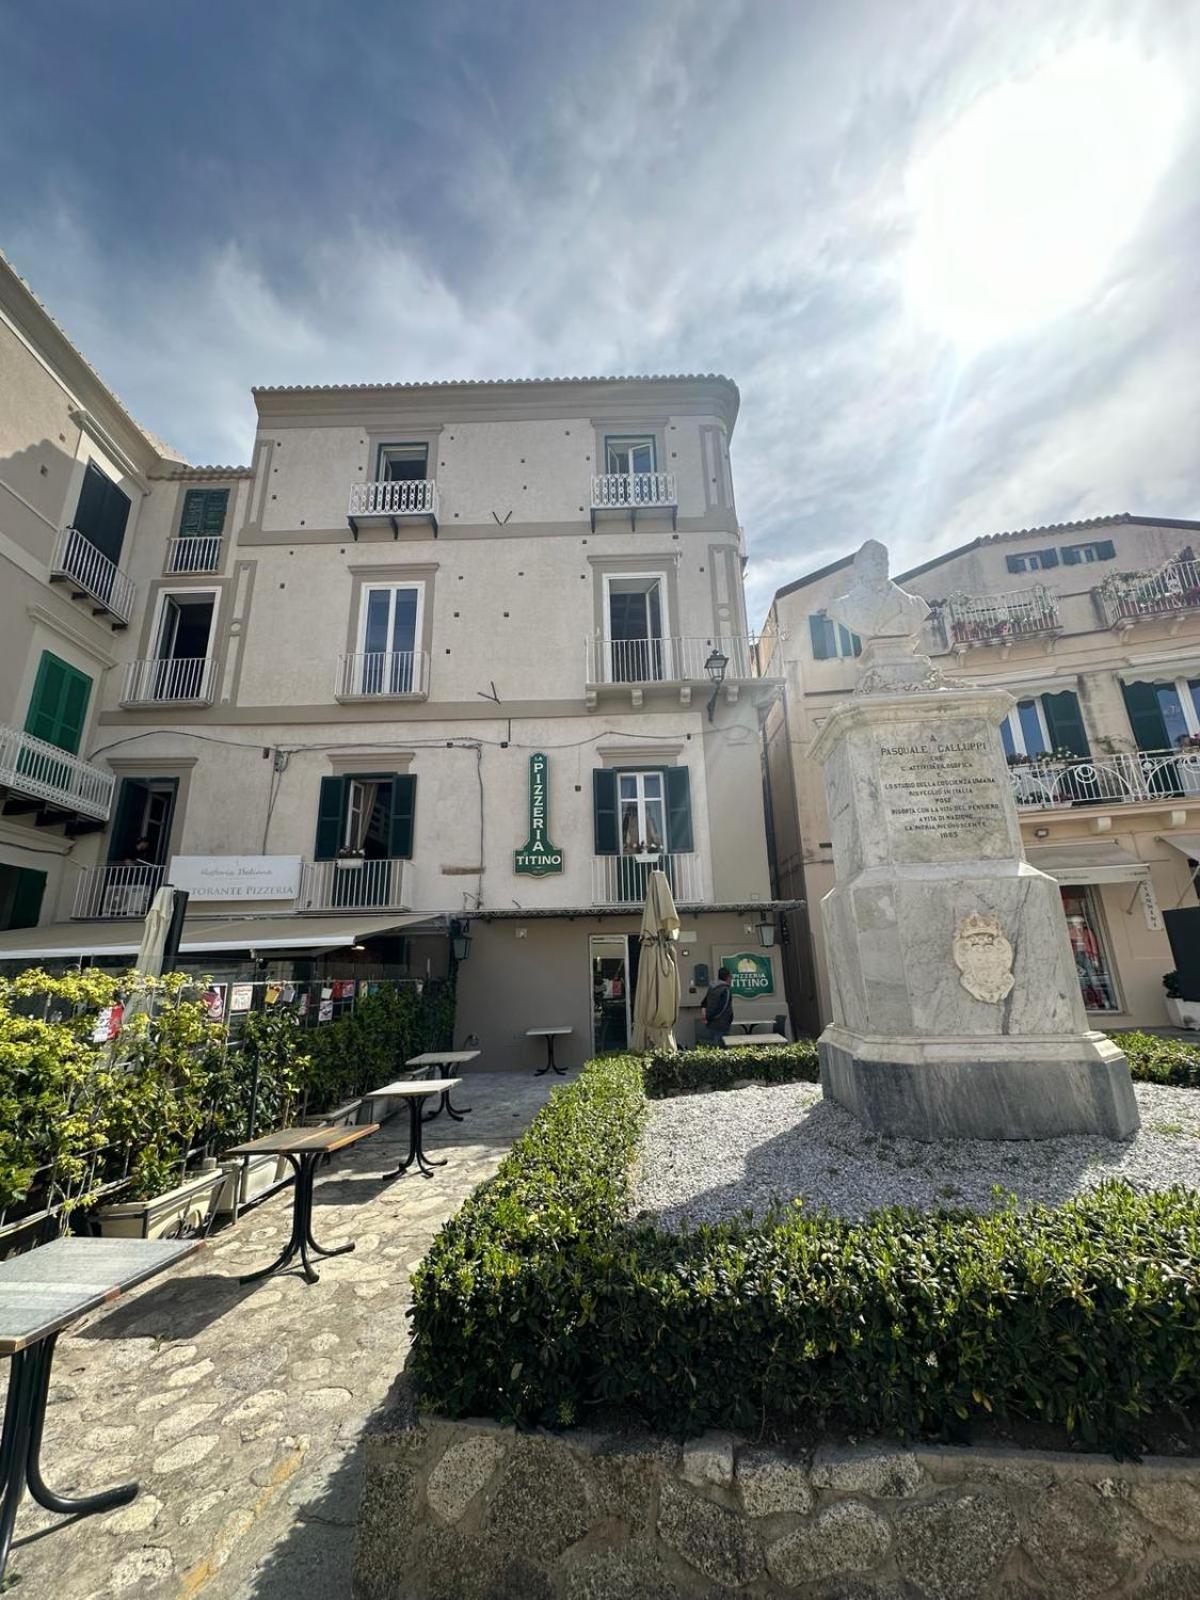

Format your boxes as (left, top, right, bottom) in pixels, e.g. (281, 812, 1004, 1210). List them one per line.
(1062, 540, 1116, 565)
(314, 773, 417, 860)
(1006, 549, 1058, 573)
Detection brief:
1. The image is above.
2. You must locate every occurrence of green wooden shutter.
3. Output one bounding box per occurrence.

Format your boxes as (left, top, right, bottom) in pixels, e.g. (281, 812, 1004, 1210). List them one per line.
(24, 652, 92, 754)
(314, 777, 346, 860)
(4, 868, 45, 931)
(1041, 691, 1091, 758)
(1096, 539, 1116, 560)
(388, 774, 416, 858)
(73, 462, 130, 563)
(593, 770, 618, 855)
(1122, 681, 1170, 753)
(180, 489, 229, 537)
(665, 767, 694, 853)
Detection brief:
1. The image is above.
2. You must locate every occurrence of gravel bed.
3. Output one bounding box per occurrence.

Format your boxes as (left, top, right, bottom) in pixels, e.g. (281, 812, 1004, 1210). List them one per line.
(632, 1081, 1200, 1229)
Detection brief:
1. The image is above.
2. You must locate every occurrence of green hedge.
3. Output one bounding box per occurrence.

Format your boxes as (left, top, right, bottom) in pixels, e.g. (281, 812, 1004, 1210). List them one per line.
(1118, 1030, 1200, 1089)
(644, 1040, 819, 1098)
(410, 1054, 1200, 1448)
(301, 979, 455, 1110)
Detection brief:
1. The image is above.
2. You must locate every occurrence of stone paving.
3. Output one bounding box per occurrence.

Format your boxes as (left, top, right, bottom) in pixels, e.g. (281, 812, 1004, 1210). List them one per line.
(4, 1072, 555, 1600)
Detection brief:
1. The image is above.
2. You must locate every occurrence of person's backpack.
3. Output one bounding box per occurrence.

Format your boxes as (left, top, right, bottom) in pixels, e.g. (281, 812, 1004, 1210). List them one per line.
(709, 981, 734, 1030)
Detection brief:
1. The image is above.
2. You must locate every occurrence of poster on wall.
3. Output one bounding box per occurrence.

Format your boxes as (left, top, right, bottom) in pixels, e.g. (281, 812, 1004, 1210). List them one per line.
(230, 983, 254, 1014)
(201, 985, 226, 1021)
(717, 950, 776, 1000)
(91, 1004, 124, 1043)
(318, 998, 333, 1022)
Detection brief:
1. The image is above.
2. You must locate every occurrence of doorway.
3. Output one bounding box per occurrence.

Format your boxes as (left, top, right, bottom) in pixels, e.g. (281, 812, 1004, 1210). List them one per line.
(590, 934, 641, 1053)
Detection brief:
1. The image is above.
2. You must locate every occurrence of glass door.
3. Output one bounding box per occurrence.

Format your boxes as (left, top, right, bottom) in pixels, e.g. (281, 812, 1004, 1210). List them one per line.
(360, 585, 421, 694)
(590, 935, 631, 1052)
(606, 577, 666, 682)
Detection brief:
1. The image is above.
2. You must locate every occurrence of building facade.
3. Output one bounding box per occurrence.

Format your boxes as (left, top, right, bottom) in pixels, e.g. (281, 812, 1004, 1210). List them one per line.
(0, 261, 785, 1069)
(761, 515, 1200, 1036)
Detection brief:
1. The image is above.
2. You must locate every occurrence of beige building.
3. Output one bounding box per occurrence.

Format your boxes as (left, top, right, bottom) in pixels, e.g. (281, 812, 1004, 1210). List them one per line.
(761, 514, 1200, 1036)
(0, 256, 786, 1068)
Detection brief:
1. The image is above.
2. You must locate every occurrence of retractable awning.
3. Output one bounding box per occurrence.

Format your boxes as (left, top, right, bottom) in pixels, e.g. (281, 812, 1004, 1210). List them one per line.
(0, 913, 440, 963)
(1025, 844, 1151, 886)
(1159, 833, 1200, 862)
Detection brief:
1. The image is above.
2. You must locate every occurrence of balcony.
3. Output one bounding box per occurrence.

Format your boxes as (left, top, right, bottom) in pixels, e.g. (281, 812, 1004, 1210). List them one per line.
(1097, 557, 1200, 629)
(347, 480, 438, 538)
(334, 650, 429, 701)
(73, 864, 164, 918)
(584, 634, 761, 708)
(590, 472, 678, 531)
(49, 526, 135, 628)
(0, 724, 114, 825)
(1009, 748, 1200, 809)
(940, 586, 1061, 652)
(122, 657, 217, 707)
(165, 535, 222, 575)
(298, 858, 408, 912)
(592, 852, 703, 907)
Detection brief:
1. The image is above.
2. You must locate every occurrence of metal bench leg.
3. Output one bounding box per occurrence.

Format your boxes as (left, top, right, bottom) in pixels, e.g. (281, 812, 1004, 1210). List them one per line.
(26, 1334, 137, 1515)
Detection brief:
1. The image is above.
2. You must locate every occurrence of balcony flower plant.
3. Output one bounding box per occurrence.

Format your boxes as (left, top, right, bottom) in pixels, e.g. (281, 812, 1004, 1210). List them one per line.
(335, 845, 366, 870)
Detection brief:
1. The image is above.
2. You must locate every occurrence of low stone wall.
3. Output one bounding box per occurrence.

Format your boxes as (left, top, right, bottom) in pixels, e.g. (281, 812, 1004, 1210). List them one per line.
(352, 1402, 1200, 1599)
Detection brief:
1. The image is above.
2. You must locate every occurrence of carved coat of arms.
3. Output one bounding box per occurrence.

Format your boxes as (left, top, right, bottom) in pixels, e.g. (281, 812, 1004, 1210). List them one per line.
(952, 912, 1015, 1004)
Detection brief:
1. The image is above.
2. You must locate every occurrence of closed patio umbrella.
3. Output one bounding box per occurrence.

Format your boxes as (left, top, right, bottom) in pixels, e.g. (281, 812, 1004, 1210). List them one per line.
(123, 885, 177, 1025)
(631, 868, 681, 1053)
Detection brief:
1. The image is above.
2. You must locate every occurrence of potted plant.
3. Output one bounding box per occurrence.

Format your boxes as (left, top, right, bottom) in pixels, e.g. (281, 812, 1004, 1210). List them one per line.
(1162, 971, 1200, 1031)
(335, 845, 365, 871)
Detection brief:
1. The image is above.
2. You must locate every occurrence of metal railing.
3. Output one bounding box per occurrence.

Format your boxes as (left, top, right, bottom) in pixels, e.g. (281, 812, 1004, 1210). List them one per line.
(166, 535, 223, 574)
(592, 852, 703, 906)
(585, 634, 760, 685)
(347, 480, 439, 519)
(0, 723, 114, 820)
(298, 858, 408, 912)
(122, 657, 217, 705)
(335, 650, 429, 699)
(73, 863, 165, 918)
(941, 585, 1060, 648)
(1009, 748, 1200, 808)
(50, 526, 136, 624)
(1098, 558, 1200, 627)
(590, 472, 678, 512)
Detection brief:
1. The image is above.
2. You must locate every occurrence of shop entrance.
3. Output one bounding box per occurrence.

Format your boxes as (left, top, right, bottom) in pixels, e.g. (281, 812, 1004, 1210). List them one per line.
(590, 934, 641, 1053)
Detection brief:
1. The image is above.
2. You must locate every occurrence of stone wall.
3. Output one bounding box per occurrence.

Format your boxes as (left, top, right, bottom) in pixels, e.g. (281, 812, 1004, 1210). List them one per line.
(352, 1404, 1200, 1599)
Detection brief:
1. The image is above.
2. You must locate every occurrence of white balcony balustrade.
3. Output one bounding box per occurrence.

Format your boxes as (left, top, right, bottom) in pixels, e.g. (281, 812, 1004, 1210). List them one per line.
(0, 724, 114, 822)
(1009, 748, 1200, 809)
(299, 858, 408, 912)
(49, 527, 135, 626)
(592, 852, 703, 906)
(122, 657, 217, 706)
(585, 635, 760, 686)
(941, 586, 1061, 650)
(347, 480, 439, 535)
(1098, 558, 1200, 628)
(72, 864, 165, 918)
(335, 650, 429, 700)
(165, 535, 223, 574)
(590, 472, 678, 529)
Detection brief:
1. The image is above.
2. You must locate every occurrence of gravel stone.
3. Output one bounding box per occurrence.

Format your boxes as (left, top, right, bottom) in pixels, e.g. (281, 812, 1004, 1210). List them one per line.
(767, 1500, 891, 1584)
(1022, 1480, 1149, 1598)
(427, 1434, 508, 1522)
(682, 1431, 735, 1487)
(736, 1447, 814, 1516)
(657, 1479, 765, 1586)
(893, 1492, 1017, 1599)
(483, 1438, 590, 1560)
(634, 1082, 1200, 1225)
(811, 1443, 923, 1498)
(562, 1546, 682, 1600)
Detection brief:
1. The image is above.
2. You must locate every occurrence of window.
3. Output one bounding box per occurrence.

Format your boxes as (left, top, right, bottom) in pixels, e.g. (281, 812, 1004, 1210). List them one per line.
(24, 651, 92, 755)
(809, 614, 862, 660)
(1122, 678, 1200, 752)
(618, 771, 666, 854)
(144, 590, 217, 700)
(72, 461, 131, 566)
(356, 582, 423, 693)
(179, 489, 228, 539)
(1061, 539, 1115, 565)
(605, 436, 656, 475)
(1000, 698, 1050, 759)
(1005, 549, 1058, 574)
(593, 767, 692, 855)
(376, 444, 429, 483)
(1000, 690, 1089, 760)
(107, 778, 178, 865)
(604, 574, 668, 681)
(1060, 887, 1120, 1011)
(0, 866, 45, 932)
(314, 773, 416, 861)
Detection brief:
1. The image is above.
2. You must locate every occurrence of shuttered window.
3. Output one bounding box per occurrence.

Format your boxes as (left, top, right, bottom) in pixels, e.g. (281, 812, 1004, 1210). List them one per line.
(179, 489, 229, 538)
(0, 866, 46, 932)
(1006, 549, 1058, 573)
(73, 462, 131, 565)
(809, 614, 861, 660)
(313, 774, 417, 860)
(24, 652, 92, 755)
(592, 767, 692, 855)
(1061, 540, 1116, 565)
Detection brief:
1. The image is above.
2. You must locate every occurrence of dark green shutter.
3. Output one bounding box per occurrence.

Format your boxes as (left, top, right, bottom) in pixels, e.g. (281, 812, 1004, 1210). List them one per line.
(809, 615, 833, 659)
(388, 774, 416, 858)
(73, 462, 130, 564)
(1041, 691, 1091, 758)
(180, 488, 229, 537)
(1096, 539, 1115, 560)
(107, 779, 148, 862)
(1062, 545, 1081, 565)
(593, 770, 618, 855)
(1039, 548, 1058, 568)
(24, 652, 92, 755)
(1122, 681, 1170, 753)
(5, 868, 45, 931)
(665, 767, 693, 853)
(314, 777, 346, 860)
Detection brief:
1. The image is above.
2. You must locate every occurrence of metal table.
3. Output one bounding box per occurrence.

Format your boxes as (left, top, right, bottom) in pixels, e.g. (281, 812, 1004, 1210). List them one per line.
(370, 1080, 462, 1178)
(730, 1018, 776, 1034)
(405, 1050, 478, 1121)
(224, 1124, 379, 1285)
(0, 1235, 202, 1583)
(526, 1026, 572, 1076)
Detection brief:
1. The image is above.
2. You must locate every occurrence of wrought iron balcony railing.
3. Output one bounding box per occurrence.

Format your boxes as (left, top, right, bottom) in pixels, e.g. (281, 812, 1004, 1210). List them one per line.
(0, 724, 114, 822)
(589, 472, 678, 528)
(122, 657, 217, 706)
(591, 852, 703, 906)
(298, 858, 408, 912)
(49, 526, 135, 625)
(1009, 748, 1200, 808)
(941, 585, 1061, 649)
(334, 650, 429, 700)
(585, 634, 761, 686)
(165, 535, 223, 574)
(73, 864, 165, 918)
(347, 480, 439, 534)
(1097, 558, 1200, 628)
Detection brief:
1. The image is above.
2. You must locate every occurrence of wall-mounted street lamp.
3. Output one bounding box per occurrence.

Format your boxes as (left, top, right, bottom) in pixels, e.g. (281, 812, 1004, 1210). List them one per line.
(450, 918, 473, 962)
(704, 647, 729, 722)
(755, 912, 777, 949)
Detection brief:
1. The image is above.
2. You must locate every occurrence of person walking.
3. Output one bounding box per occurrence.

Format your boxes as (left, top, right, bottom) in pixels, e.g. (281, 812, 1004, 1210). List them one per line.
(700, 966, 734, 1046)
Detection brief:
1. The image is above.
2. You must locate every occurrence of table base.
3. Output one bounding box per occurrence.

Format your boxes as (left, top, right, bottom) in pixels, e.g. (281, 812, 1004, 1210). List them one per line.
(1, 1331, 136, 1582)
(423, 1069, 472, 1124)
(238, 1153, 355, 1286)
(534, 1034, 568, 1077)
(390, 1097, 448, 1180)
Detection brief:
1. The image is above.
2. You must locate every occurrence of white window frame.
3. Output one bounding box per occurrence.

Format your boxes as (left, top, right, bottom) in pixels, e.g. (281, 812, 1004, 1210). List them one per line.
(150, 587, 220, 662)
(616, 770, 667, 856)
(1151, 678, 1200, 740)
(375, 442, 430, 481)
(1002, 696, 1052, 757)
(357, 582, 425, 660)
(1062, 542, 1112, 564)
(811, 613, 860, 660)
(602, 571, 671, 679)
(605, 435, 656, 475)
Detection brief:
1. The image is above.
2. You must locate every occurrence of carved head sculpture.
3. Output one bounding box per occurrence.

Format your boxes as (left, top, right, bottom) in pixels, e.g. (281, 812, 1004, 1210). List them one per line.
(952, 911, 1015, 1005)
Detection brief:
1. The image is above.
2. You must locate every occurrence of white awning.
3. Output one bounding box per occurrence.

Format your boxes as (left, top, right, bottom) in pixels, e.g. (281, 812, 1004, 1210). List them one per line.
(1025, 844, 1151, 886)
(1159, 833, 1200, 862)
(0, 913, 439, 962)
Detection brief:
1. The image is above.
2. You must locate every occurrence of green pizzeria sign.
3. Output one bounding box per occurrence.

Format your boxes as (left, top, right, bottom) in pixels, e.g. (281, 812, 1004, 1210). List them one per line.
(515, 751, 563, 876)
(724, 952, 775, 997)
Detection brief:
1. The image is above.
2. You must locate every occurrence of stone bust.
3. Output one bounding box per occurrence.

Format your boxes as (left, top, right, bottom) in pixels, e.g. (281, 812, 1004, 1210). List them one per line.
(827, 539, 930, 644)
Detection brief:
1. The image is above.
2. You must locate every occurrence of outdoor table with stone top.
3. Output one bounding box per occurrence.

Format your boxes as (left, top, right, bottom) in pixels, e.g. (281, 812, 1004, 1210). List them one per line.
(527, 1025, 572, 1076)
(720, 1030, 789, 1047)
(371, 1079, 463, 1178)
(404, 1049, 477, 1121)
(0, 1236, 202, 1586)
(0, 1070, 554, 1600)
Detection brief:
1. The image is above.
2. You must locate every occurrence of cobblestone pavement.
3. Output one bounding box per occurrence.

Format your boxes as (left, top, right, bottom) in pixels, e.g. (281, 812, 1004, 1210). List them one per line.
(4, 1072, 554, 1600)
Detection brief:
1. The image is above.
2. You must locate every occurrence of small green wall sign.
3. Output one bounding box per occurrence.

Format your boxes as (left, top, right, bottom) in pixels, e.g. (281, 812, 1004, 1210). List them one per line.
(724, 952, 775, 997)
(515, 751, 563, 876)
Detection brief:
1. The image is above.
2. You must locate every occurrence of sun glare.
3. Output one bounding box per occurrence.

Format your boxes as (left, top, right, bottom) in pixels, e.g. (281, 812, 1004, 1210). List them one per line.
(906, 41, 1183, 347)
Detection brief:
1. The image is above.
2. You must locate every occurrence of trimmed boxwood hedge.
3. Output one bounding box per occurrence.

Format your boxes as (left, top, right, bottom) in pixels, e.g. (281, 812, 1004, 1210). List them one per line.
(410, 1052, 1200, 1449)
(643, 1039, 819, 1097)
(1119, 1030, 1200, 1089)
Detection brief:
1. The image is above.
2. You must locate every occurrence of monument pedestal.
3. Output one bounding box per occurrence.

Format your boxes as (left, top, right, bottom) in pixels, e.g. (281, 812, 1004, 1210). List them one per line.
(812, 687, 1139, 1142)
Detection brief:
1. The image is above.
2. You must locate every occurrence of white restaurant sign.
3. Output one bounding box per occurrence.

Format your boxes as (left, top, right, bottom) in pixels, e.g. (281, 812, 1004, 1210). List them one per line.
(168, 855, 302, 902)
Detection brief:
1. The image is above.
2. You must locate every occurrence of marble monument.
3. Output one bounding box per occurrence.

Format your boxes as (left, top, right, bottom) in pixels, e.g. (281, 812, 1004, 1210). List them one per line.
(813, 540, 1139, 1140)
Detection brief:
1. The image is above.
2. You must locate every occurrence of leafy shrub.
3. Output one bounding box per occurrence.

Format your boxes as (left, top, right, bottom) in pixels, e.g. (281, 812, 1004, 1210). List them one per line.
(301, 978, 455, 1110)
(644, 1041, 819, 1098)
(1117, 1030, 1200, 1089)
(410, 1054, 1200, 1449)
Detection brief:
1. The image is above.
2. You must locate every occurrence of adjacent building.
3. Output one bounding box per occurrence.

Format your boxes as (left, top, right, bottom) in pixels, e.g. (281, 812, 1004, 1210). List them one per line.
(761, 514, 1200, 1035)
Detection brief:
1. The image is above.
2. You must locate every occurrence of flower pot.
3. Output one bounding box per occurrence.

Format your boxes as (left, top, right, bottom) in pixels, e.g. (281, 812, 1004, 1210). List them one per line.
(213, 1151, 288, 1216)
(93, 1167, 224, 1240)
(335, 856, 365, 871)
(1165, 996, 1200, 1030)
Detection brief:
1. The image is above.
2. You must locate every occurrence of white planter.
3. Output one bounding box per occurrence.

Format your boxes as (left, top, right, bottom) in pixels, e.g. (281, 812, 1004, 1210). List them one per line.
(94, 1167, 224, 1240)
(1165, 996, 1200, 1030)
(213, 1152, 289, 1216)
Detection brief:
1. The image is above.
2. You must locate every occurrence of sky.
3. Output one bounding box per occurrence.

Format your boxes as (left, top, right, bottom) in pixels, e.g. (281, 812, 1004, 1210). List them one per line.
(1, 0, 1196, 625)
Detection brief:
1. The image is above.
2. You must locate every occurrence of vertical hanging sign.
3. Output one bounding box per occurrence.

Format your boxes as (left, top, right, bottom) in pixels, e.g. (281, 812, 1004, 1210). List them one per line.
(515, 751, 563, 876)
